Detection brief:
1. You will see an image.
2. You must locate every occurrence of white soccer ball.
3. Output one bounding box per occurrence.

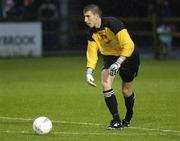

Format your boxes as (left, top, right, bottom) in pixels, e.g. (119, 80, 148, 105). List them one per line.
(33, 116, 52, 135)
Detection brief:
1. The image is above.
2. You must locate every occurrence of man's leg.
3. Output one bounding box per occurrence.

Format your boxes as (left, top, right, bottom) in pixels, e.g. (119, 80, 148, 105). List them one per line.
(101, 69, 122, 129)
(122, 81, 135, 126)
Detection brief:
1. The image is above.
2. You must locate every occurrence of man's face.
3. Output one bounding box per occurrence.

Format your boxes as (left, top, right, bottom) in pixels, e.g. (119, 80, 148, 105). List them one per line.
(84, 11, 99, 28)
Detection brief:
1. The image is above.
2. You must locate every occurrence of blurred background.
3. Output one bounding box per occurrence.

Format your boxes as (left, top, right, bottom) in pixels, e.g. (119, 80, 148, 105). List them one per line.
(0, 0, 180, 59)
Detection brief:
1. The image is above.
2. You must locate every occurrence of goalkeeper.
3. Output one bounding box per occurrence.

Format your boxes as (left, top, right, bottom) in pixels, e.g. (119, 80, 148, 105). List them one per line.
(83, 4, 140, 129)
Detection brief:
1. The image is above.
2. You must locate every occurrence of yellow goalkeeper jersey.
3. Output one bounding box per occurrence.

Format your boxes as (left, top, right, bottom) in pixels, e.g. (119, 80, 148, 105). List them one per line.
(86, 17, 135, 69)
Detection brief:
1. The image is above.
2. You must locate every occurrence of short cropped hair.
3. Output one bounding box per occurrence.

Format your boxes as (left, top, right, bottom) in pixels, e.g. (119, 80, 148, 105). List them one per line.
(83, 4, 102, 17)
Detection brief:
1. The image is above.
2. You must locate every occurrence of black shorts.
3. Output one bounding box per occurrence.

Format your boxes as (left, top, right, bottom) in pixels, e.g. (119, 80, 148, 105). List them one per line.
(102, 49, 140, 82)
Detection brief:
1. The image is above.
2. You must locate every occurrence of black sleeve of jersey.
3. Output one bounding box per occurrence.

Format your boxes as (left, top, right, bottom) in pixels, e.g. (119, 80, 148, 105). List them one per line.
(103, 17, 125, 34)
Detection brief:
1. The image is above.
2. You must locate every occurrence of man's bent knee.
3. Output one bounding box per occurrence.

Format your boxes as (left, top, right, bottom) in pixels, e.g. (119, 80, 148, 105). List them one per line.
(122, 83, 133, 97)
(101, 80, 112, 91)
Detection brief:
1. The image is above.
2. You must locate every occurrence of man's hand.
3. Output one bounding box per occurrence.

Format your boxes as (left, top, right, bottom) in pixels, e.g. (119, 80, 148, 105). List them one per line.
(86, 74, 96, 87)
(86, 68, 96, 87)
(109, 57, 125, 76)
(109, 62, 121, 76)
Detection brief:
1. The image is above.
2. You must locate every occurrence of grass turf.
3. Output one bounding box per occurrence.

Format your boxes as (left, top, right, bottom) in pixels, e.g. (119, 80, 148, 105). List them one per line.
(0, 56, 179, 141)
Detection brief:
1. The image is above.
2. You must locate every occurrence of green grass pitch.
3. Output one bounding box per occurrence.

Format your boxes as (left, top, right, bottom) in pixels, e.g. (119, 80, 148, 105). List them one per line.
(0, 56, 179, 141)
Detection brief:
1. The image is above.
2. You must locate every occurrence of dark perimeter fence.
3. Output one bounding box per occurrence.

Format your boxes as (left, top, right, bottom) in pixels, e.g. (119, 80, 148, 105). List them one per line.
(0, 15, 180, 58)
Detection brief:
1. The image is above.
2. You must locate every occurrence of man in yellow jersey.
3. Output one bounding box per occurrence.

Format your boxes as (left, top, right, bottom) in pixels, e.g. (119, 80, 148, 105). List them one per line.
(83, 4, 140, 129)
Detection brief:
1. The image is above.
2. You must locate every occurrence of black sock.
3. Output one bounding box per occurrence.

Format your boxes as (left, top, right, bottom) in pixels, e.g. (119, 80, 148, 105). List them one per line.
(103, 89, 120, 121)
(124, 93, 135, 122)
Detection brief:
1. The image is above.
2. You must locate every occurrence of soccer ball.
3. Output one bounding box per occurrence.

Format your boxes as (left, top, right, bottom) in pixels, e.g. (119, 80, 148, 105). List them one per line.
(33, 116, 52, 135)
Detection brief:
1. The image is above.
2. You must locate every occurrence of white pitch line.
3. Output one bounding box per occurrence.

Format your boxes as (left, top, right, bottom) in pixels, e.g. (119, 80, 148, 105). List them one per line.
(0, 116, 180, 135)
(0, 116, 32, 121)
(129, 126, 180, 134)
(53, 120, 103, 126)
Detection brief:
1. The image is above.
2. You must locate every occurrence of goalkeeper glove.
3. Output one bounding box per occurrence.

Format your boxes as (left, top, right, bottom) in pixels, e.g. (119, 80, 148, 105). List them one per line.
(109, 57, 125, 76)
(86, 68, 96, 87)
